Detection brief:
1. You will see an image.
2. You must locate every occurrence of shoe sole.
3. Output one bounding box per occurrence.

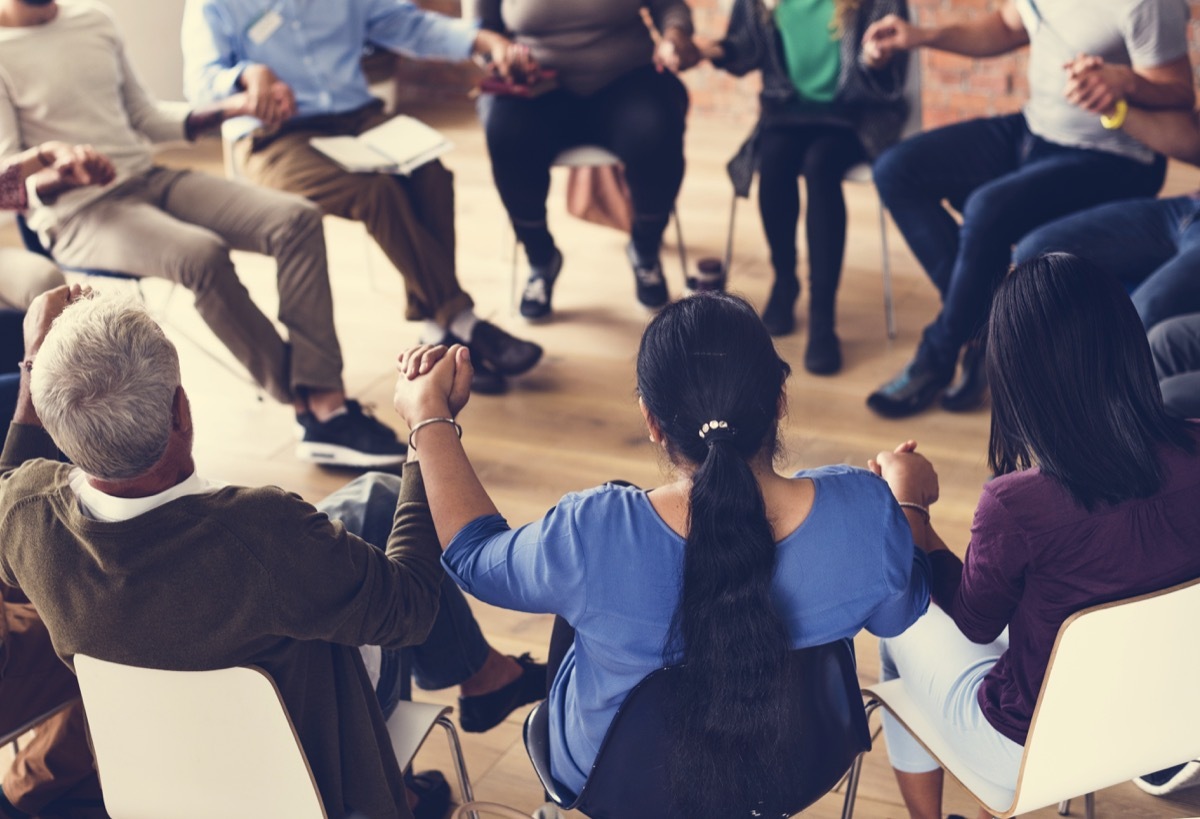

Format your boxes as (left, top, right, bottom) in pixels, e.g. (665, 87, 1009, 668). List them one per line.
(1135, 760, 1200, 796)
(296, 442, 407, 468)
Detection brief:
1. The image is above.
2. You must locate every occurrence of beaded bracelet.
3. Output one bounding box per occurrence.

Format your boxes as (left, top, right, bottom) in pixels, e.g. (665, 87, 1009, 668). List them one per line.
(407, 416, 462, 451)
(897, 501, 930, 523)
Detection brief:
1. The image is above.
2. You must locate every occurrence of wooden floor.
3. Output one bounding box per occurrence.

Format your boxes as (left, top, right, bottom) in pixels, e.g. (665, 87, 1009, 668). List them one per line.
(5, 104, 1198, 818)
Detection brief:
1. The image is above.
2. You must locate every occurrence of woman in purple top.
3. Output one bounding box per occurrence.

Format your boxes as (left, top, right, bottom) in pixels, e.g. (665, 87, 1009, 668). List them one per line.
(392, 292, 930, 816)
(871, 253, 1200, 819)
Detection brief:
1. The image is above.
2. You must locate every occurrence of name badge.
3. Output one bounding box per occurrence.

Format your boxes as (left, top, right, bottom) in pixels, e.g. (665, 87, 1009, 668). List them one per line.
(247, 8, 284, 45)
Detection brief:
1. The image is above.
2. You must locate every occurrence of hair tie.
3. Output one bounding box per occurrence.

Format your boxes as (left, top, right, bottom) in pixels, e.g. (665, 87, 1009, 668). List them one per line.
(698, 419, 735, 446)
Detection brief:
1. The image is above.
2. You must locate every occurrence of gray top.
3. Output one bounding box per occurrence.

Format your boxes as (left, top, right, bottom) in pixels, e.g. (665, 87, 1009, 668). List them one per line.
(1017, 0, 1189, 164)
(476, 0, 693, 96)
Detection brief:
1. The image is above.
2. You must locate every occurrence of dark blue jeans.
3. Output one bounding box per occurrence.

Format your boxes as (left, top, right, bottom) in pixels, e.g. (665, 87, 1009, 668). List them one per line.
(873, 113, 1166, 370)
(316, 473, 490, 717)
(0, 309, 25, 432)
(1015, 194, 1200, 331)
(1148, 312, 1200, 419)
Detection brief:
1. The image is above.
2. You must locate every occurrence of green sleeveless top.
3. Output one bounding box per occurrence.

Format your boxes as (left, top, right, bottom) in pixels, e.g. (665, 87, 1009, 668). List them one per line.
(773, 0, 841, 103)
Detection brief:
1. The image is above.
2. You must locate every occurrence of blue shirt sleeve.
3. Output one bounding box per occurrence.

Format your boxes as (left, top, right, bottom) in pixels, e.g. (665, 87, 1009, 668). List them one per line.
(441, 494, 588, 623)
(365, 0, 479, 61)
(182, 0, 249, 103)
(863, 498, 932, 637)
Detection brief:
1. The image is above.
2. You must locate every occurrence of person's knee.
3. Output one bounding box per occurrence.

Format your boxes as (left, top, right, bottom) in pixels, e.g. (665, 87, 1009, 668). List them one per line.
(0, 253, 66, 311)
(177, 234, 234, 292)
(871, 142, 912, 206)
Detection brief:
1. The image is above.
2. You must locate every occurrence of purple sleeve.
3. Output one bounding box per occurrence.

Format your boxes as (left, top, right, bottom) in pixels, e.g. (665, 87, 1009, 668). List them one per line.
(0, 165, 26, 211)
(934, 487, 1028, 644)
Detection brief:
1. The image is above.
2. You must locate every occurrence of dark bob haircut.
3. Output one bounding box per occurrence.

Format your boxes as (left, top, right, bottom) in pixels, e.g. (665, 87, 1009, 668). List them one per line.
(987, 252, 1195, 510)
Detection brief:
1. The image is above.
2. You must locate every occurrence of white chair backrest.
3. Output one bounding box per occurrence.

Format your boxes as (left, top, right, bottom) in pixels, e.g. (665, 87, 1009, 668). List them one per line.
(1011, 577, 1200, 814)
(75, 655, 326, 819)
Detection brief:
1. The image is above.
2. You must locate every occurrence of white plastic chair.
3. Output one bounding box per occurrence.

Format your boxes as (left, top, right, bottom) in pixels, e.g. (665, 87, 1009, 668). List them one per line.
(508, 145, 688, 312)
(75, 654, 474, 819)
(841, 576, 1200, 819)
(722, 49, 923, 340)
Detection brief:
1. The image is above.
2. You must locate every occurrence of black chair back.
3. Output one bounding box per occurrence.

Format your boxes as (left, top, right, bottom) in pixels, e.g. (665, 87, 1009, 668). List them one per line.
(524, 639, 871, 819)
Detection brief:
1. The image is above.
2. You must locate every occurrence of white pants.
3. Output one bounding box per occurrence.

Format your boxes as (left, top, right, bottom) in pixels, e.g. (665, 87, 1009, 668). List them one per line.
(879, 605, 1024, 790)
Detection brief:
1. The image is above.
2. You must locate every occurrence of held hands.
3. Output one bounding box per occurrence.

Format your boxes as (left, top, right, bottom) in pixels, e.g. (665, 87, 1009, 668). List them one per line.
(474, 31, 540, 82)
(654, 27, 701, 74)
(393, 344, 473, 430)
(236, 64, 296, 128)
(861, 14, 923, 69)
(31, 142, 116, 194)
(1063, 54, 1133, 115)
(868, 439, 940, 508)
(23, 283, 93, 360)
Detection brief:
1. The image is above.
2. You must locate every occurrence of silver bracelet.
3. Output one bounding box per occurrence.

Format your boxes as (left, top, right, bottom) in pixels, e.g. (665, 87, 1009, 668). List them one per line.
(407, 416, 462, 451)
(897, 501, 930, 523)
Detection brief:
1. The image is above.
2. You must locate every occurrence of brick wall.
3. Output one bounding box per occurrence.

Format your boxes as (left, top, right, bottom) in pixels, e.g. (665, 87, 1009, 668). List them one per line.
(401, 0, 1200, 125)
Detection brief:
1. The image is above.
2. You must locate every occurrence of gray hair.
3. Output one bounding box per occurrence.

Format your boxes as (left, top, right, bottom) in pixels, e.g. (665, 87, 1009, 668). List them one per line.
(31, 296, 181, 481)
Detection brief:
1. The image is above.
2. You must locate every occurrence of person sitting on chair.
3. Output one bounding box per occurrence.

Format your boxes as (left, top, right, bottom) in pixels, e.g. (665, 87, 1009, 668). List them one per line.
(0, 0, 410, 467)
(699, 0, 909, 375)
(868, 253, 1200, 819)
(182, 0, 544, 395)
(390, 292, 932, 816)
(860, 0, 1192, 418)
(473, 0, 700, 320)
(0, 288, 546, 819)
(0, 142, 116, 819)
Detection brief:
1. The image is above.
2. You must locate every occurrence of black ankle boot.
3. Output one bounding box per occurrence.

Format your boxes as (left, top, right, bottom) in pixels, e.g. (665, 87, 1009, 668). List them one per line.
(804, 313, 841, 375)
(762, 278, 800, 336)
(941, 339, 988, 412)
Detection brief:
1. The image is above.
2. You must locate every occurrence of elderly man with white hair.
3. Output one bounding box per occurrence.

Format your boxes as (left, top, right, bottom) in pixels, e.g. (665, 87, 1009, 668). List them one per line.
(0, 287, 544, 819)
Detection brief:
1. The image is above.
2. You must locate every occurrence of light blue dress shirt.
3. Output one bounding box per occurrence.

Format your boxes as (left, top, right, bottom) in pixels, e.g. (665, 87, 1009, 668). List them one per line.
(442, 465, 932, 794)
(182, 0, 477, 121)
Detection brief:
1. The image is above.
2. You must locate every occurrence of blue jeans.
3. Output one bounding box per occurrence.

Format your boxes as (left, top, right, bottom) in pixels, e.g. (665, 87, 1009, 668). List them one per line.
(1149, 313, 1200, 419)
(874, 113, 1167, 370)
(1015, 195, 1200, 331)
(315, 473, 490, 717)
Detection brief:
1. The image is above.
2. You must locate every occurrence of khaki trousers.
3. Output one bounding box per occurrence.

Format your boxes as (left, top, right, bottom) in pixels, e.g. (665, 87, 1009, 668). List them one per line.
(0, 591, 108, 818)
(51, 168, 344, 404)
(239, 105, 472, 325)
(0, 251, 66, 312)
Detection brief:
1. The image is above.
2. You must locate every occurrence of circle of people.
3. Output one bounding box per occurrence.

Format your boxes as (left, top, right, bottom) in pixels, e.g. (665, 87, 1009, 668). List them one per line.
(0, 1, 1198, 818)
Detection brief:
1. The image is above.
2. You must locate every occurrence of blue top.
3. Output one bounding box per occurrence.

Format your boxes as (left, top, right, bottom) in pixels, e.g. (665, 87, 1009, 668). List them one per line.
(182, 0, 477, 136)
(443, 465, 931, 793)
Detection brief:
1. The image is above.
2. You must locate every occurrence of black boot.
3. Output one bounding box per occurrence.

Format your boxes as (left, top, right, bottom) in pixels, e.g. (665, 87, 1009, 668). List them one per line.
(762, 277, 800, 336)
(804, 312, 842, 375)
(941, 338, 988, 412)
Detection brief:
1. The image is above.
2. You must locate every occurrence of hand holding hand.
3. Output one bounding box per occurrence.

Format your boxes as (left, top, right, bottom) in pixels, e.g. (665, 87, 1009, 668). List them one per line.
(238, 64, 296, 127)
(1063, 54, 1133, 114)
(394, 344, 473, 429)
(861, 14, 921, 69)
(868, 440, 940, 507)
(655, 27, 701, 73)
(23, 283, 93, 359)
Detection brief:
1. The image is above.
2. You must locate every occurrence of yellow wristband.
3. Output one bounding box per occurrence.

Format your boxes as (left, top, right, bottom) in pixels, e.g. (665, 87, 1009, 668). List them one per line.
(1100, 99, 1129, 131)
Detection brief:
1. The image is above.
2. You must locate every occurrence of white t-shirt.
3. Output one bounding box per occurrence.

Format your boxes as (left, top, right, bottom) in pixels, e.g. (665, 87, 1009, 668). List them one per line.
(1017, 0, 1190, 163)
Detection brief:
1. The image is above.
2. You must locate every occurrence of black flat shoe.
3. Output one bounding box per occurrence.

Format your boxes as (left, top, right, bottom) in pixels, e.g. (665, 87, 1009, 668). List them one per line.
(470, 320, 543, 377)
(941, 339, 988, 412)
(866, 357, 954, 419)
(458, 653, 546, 733)
(804, 329, 842, 376)
(406, 770, 451, 819)
(761, 278, 800, 336)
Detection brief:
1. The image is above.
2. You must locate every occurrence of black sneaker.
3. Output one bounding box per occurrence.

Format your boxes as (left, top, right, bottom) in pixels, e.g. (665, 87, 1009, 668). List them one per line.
(296, 400, 407, 468)
(626, 243, 669, 309)
(458, 653, 547, 733)
(866, 356, 955, 419)
(439, 332, 508, 395)
(519, 250, 563, 321)
(470, 320, 543, 376)
(1135, 759, 1200, 796)
(405, 770, 451, 819)
(941, 338, 989, 412)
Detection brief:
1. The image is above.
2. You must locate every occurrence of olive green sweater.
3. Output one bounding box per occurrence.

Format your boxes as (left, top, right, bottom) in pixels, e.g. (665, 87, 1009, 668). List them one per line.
(0, 423, 443, 819)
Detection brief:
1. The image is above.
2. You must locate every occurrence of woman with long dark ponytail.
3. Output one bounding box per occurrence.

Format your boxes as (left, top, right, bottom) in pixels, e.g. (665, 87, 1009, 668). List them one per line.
(392, 292, 931, 815)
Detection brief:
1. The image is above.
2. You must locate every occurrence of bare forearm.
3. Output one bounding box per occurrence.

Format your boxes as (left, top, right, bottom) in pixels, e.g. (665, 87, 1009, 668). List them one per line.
(1128, 71, 1196, 111)
(1122, 107, 1200, 165)
(183, 103, 228, 140)
(921, 13, 1028, 58)
(12, 370, 40, 428)
(406, 421, 499, 549)
(902, 508, 951, 555)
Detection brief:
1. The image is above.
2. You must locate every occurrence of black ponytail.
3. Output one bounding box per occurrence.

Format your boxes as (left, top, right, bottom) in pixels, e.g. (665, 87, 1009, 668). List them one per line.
(636, 293, 793, 817)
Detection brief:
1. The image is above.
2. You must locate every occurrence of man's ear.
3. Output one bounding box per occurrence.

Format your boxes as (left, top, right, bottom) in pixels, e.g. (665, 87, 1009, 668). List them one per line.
(171, 386, 191, 433)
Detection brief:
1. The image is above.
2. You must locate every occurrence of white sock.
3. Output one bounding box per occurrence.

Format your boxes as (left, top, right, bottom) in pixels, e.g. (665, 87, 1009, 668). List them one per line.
(318, 404, 349, 423)
(419, 320, 445, 344)
(448, 309, 479, 343)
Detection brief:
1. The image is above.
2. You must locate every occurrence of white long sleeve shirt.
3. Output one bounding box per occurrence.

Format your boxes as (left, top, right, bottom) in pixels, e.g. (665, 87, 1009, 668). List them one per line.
(0, 0, 188, 232)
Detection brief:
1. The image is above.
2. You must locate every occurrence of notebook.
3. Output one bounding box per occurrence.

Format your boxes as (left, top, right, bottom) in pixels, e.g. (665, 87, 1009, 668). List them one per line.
(309, 115, 453, 175)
